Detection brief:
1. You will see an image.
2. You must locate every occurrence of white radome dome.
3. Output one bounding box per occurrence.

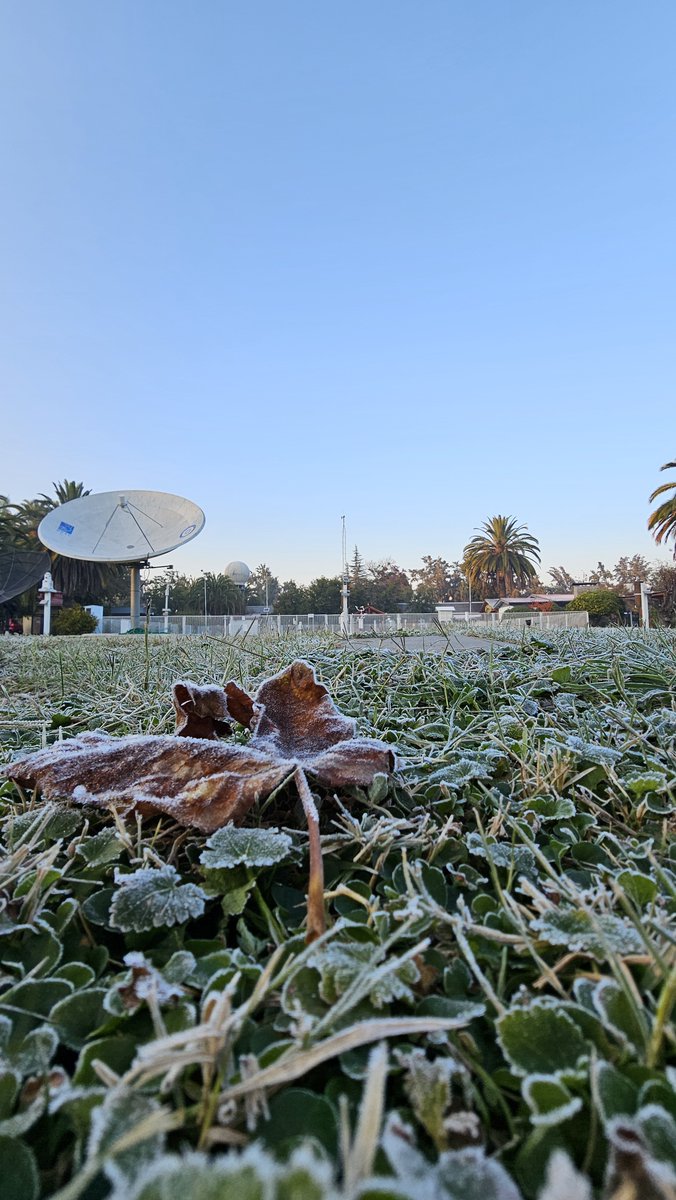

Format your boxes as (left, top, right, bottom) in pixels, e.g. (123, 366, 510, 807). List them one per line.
(225, 560, 251, 586)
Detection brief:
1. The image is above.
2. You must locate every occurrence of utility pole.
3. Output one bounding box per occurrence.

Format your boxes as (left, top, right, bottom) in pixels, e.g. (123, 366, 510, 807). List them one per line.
(637, 579, 650, 629)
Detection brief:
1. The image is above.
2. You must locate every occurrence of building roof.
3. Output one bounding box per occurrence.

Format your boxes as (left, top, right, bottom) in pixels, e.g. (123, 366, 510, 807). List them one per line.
(500, 593, 573, 605)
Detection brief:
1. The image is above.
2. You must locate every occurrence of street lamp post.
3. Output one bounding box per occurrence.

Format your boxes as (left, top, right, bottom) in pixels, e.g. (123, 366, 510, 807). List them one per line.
(202, 573, 208, 630)
(163, 569, 174, 634)
(461, 570, 472, 619)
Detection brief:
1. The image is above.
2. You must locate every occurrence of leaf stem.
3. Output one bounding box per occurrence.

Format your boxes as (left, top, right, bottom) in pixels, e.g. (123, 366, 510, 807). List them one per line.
(647, 961, 676, 1069)
(294, 766, 326, 942)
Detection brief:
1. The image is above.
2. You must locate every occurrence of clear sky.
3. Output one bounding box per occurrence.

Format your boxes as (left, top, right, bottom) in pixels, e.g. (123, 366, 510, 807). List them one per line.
(1, 1, 674, 584)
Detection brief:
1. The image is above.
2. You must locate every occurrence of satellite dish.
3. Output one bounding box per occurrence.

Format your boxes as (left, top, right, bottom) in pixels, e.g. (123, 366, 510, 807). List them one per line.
(38, 491, 205, 630)
(38, 490, 205, 563)
(0, 549, 51, 605)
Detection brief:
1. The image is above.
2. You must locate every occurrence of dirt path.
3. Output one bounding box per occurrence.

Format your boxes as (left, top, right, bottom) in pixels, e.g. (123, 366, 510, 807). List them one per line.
(338, 629, 508, 654)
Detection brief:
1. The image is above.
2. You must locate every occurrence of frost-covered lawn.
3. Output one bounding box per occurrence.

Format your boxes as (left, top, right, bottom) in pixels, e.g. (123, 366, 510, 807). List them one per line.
(0, 629, 674, 1199)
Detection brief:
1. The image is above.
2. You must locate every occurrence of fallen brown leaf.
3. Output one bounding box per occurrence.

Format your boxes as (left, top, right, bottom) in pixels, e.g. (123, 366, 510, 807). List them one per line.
(3, 660, 396, 940)
(3, 731, 290, 833)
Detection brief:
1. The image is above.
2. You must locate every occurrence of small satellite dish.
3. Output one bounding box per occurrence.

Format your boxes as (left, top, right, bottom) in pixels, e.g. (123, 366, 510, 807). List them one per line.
(38, 491, 205, 630)
(38, 490, 205, 563)
(0, 549, 52, 605)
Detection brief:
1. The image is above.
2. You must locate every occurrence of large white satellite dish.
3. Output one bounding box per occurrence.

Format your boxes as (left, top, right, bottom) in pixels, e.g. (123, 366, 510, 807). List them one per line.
(38, 491, 205, 629)
(38, 490, 205, 563)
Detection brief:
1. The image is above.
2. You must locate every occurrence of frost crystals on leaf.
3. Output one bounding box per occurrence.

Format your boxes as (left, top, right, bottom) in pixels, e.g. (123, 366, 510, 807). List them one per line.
(200, 824, 293, 870)
(109, 866, 207, 933)
(530, 907, 644, 961)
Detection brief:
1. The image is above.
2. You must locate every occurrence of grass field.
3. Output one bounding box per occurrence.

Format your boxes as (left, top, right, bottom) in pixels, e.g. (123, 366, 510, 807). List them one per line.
(0, 629, 675, 1199)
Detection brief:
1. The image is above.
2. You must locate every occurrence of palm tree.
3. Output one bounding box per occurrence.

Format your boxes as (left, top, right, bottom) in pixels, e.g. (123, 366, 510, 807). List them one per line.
(39, 479, 91, 507)
(0, 495, 19, 551)
(648, 461, 676, 554)
(10, 497, 53, 549)
(463, 515, 541, 598)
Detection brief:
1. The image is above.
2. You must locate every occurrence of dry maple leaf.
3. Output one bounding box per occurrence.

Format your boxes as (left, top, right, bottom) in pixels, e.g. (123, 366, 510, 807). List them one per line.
(2, 661, 395, 940)
(3, 732, 289, 833)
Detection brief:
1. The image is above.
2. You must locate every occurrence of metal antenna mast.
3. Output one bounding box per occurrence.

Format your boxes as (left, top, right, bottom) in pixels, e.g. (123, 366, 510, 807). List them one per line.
(340, 515, 349, 635)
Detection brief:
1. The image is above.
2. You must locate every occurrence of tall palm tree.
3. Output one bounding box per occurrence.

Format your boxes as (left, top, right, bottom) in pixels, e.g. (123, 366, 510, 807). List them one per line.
(0, 495, 19, 551)
(463, 515, 541, 598)
(39, 480, 91, 507)
(10, 497, 53, 549)
(648, 461, 676, 554)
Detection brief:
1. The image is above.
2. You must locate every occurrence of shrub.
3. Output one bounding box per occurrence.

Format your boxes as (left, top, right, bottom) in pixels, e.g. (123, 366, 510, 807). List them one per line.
(567, 589, 625, 625)
(51, 606, 98, 636)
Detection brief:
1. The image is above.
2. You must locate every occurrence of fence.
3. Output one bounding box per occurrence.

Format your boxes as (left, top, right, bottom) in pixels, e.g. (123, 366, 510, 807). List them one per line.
(99, 610, 589, 636)
(100, 612, 443, 637)
(438, 610, 589, 631)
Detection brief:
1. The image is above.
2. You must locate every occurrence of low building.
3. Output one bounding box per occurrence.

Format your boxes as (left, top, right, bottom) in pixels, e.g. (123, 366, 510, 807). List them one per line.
(436, 593, 575, 622)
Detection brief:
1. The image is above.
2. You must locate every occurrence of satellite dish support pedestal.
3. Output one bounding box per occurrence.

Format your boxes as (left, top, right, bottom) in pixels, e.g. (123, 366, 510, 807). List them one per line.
(130, 564, 142, 630)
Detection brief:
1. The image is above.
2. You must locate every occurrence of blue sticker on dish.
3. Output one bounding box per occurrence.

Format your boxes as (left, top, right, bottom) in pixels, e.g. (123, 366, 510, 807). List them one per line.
(58, 522, 75, 535)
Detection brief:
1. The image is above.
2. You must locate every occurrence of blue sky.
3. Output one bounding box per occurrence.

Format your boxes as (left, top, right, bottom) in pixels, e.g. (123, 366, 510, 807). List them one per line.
(1, 1, 674, 584)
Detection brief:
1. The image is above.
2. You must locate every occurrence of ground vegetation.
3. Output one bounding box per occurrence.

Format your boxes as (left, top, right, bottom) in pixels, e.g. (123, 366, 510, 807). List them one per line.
(0, 630, 673, 1197)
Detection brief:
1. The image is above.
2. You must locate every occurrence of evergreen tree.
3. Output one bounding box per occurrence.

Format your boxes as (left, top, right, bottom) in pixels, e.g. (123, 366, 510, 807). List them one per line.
(366, 560, 413, 611)
(306, 576, 342, 614)
(274, 581, 310, 614)
(409, 556, 456, 608)
(350, 546, 366, 584)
